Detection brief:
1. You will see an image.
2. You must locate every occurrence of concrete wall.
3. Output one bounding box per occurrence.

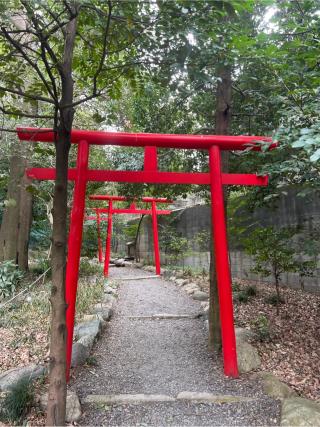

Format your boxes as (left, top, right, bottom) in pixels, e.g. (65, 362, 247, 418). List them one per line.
(119, 189, 320, 293)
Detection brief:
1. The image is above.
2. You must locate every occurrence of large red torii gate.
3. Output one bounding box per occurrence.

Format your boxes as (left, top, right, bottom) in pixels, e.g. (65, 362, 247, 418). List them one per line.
(18, 126, 275, 380)
(86, 196, 172, 276)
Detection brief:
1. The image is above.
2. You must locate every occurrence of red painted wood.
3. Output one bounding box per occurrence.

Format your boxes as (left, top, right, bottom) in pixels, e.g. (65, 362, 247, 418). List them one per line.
(90, 195, 126, 201)
(90, 195, 172, 203)
(151, 201, 161, 275)
(85, 209, 171, 218)
(65, 141, 89, 381)
(96, 209, 103, 263)
(26, 168, 268, 186)
(104, 200, 113, 277)
(209, 145, 238, 378)
(17, 127, 275, 150)
(144, 146, 158, 170)
(20, 127, 274, 380)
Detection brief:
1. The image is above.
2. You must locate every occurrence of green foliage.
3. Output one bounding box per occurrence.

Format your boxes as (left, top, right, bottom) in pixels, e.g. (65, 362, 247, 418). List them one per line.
(245, 285, 257, 297)
(251, 314, 271, 342)
(86, 355, 98, 367)
(79, 258, 102, 277)
(195, 230, 210, 252)
(76, 275, 104, 320)
(236, 291, 249, 304)
(0, 378, 34, 424)
(265, 294, 285, 306)
(159, 222, 190, 266)
(30, 258, 51, 277)
(182, 266, 194, 277)
(0, 261, 23, 300)
(243, 226, 297, 284)
(235, 285, 257, 303)
(232, 281, 241, 292)
(124, 223, 139, 242)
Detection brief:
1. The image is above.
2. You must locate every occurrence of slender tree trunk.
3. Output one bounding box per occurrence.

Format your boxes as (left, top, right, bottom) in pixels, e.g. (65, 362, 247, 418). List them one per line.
(46, 10, 78, 426)
(208, 64, 232, 352)
(0, 154, 32, 270)
(17, 157, 33, 270)
(134, 214, 145, 262)
(274, 268, 280, 316)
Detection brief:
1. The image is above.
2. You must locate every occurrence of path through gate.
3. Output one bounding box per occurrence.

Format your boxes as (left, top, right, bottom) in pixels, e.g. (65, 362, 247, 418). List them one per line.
(86, 195, 172, 276)
(18, 127, 275, 380)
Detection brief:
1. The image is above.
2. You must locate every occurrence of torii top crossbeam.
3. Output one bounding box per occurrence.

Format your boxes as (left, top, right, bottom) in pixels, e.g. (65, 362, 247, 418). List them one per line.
(17, 127, 274, 150)
(18, 126, 277, 382)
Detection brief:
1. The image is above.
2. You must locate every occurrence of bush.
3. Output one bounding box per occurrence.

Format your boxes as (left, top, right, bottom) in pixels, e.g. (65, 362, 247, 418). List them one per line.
(0, 379, 34, 424)
(232, 281, 241, 292)
(31, 258, 51, 277)
(251, 314, 271, 342)
(234, 284, 257, 303)
(265, 294, 285, 306)
(0, 260, 23, 300)
(79, 258, 102, 277)
(245, 285, 257, 297)
(76, 277, 104, 319)
(236, 291, 249, 303)
(183, 266, 193, 277)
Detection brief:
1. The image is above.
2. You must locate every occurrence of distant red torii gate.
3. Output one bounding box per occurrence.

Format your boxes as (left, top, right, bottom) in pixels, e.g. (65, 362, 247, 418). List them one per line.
(18, 126, 276, 381)
(85, 196, 172, 276)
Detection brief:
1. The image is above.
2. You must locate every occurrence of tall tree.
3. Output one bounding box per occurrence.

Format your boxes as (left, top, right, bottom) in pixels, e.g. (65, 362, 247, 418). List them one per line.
(0, 1, 156, 424)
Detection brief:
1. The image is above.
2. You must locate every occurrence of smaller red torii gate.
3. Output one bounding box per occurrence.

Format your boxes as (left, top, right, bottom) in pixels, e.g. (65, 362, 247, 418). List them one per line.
(86, 196, 172, 276)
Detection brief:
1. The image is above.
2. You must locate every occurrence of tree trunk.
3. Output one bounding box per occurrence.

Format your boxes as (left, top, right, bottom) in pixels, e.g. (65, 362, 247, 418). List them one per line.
(134, 214, 145, 262)
(17, 157, 33, 270)
(46, 10, 78, 426)
(0, 155, 33, 270)
(46, 129, 70, 426)
(208, 64, 232, 352)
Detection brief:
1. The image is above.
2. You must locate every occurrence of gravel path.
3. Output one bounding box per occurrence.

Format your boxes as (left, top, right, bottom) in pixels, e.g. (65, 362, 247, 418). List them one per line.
(71, 267, 280, 426)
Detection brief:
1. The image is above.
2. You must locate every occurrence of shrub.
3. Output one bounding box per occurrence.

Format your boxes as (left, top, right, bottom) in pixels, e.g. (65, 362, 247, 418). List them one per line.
(236, 291, 249, 303)
(265, 293, 285, 306)
(0, 260, 23, 300)
(232, 281, 241, 292)
(0, 378, 34, 424)
(251, 314, 271, 342)
(79, 258, 102, 277)
(76, 277, 104, 319)
(245, 285, 257, 297)
(183, 266, 193, 277)
(31, 258, 51, 277)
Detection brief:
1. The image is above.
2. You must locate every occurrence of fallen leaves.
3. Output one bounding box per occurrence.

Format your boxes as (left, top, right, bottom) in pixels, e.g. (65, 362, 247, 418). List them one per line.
(232, 279, 320, 401)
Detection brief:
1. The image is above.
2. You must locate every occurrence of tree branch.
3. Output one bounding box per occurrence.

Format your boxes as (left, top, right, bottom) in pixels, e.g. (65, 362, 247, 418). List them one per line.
(0, 104, 53, 119)
(1, 26, 57, 101)
(92, 0, 112, 95)
(0, 85, 55, 104)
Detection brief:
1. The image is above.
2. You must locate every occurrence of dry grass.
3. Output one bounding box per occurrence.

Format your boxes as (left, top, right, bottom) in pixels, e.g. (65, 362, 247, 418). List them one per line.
(0, 259, 104, 374)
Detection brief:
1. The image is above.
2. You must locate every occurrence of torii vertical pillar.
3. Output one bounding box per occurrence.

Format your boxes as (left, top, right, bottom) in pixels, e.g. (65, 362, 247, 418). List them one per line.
(104, 200, 113, 277)
(209, 145, 238, 377)
(151, 200, 161, 275)
(96, 209, 103, 263)
(65, 140, 89, 380)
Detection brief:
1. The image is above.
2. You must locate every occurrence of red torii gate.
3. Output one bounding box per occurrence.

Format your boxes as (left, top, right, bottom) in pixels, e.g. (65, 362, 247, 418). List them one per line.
(18, 126, 275, 380)
(85, 196, 172, 276)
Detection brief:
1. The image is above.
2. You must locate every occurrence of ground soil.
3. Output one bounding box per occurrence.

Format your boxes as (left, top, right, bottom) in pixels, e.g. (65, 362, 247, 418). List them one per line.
(232, 279, 320, 401)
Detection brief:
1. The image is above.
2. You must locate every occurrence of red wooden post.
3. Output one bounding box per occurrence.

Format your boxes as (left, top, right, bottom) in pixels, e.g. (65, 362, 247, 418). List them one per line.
(209, 145, 239, 378)
(144, 146, 158, 170)
(65, 140, 89, 381)
(104, 200, 113, 277)
(96, 209, 103, 263)
(151, 200, 161, 275)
